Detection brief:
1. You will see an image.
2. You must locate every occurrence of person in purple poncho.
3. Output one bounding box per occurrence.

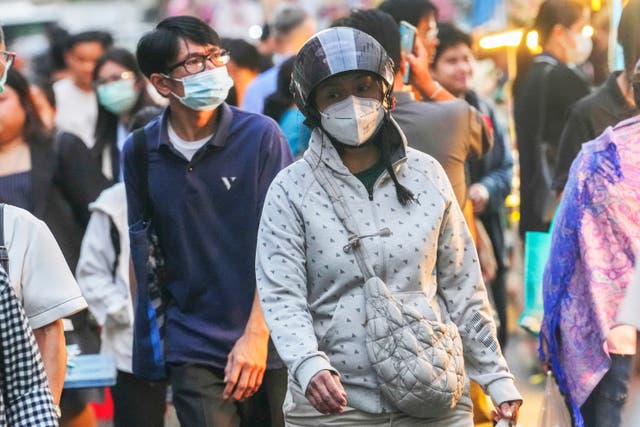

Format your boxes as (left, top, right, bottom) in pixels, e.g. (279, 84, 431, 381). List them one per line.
(540, 59, 640, 427)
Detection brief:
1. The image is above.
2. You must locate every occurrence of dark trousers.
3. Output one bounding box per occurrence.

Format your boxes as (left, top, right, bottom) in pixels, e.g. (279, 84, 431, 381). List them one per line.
(169, 364, 288, 427)
(491, 269, 508, 348)
(580, 354, 633, 427)
(111, 370, 167, 427)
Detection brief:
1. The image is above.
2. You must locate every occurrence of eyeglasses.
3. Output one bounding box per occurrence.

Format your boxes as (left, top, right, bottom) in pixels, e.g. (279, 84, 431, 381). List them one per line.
(166, 49, 231, 75)
(0, 50, 16, 67)
(95, 71, 135, 87)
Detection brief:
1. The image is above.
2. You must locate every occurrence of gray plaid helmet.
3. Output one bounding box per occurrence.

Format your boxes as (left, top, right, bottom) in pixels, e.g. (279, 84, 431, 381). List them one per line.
(291, 27, 395, 126)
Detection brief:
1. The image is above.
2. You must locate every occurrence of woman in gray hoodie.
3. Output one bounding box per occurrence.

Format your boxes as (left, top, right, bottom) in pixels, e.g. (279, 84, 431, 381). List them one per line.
(255, 27, 522, 426)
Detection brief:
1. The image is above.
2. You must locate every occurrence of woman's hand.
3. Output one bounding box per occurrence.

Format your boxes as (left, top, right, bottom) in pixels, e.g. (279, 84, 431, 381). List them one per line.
(492, 400, 523, 424)
(305, 370, 347, 415)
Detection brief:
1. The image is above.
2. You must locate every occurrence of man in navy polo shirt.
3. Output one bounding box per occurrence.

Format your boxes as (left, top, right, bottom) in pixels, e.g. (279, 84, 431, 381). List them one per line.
(123, 16, 292, 426)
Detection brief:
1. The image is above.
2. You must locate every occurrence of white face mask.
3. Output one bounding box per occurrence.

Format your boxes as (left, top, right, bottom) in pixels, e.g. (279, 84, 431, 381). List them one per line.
(320, 95, 385, 146)
(567, 32, 593, 65)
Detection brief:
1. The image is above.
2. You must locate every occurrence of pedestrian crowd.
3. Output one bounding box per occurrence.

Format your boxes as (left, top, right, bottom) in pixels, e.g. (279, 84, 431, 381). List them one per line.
(1, 0, 640, 426)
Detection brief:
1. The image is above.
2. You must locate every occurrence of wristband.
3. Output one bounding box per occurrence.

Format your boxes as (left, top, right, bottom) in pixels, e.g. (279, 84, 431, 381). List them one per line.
(429, 81, 443, 100)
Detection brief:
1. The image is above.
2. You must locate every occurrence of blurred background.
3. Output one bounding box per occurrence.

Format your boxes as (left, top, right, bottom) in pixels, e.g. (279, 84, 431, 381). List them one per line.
(1, 0, 629, 425)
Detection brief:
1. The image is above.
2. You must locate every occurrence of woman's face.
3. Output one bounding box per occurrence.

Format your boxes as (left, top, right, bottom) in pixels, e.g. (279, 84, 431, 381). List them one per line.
(313, 72, 383, 112)
(0, 84, 26, 144)
(560, 9, 591, 55)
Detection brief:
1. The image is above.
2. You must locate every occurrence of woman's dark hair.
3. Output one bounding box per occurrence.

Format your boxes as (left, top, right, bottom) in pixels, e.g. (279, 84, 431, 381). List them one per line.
(513, 0, 584, 97)
(377, 115, 415, 206)
(93, 47, 155, 156)
(263, 57, 296, 122)
(5, 69, 49, 144)
(137, 15, 221, 77)
(65, 30, 113, 52)
(632, 59, 640, 106)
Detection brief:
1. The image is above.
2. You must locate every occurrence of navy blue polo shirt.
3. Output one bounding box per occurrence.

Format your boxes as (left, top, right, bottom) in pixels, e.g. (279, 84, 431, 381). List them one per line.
(122, 103, 292, 369)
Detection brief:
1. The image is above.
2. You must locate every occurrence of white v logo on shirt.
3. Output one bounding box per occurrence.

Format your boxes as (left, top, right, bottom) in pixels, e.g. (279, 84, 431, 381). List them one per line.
(221, 177, 237, 190)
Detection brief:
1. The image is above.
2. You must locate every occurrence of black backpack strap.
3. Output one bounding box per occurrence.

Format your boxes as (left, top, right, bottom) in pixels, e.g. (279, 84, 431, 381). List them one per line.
(132, 129, 151, 221)
(109, 216, 121, 282)
(0, 204, 8, 275)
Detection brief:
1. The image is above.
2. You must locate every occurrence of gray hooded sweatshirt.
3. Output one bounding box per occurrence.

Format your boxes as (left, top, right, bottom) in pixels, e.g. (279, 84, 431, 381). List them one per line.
(256, 123, 521, 415)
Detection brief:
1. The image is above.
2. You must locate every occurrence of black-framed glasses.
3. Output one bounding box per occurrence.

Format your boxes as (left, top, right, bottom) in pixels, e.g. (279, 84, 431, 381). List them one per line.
(166, 49, 231, 75)
(0, 50, 16, 67)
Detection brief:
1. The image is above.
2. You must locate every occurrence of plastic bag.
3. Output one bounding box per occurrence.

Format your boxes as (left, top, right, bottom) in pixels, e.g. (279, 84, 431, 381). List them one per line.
(519, 229, 552, 335)
(538, 371, 572, 427)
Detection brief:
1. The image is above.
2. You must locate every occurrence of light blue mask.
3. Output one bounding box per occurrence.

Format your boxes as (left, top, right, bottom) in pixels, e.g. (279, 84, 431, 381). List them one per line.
(97, 78, 139, 115)
(169, 66, 234, 111)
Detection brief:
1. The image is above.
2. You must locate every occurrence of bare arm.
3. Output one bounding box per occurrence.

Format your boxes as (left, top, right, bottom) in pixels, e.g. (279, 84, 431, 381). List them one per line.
(222, 291, 270, 401)
(33, 319, 66, 404)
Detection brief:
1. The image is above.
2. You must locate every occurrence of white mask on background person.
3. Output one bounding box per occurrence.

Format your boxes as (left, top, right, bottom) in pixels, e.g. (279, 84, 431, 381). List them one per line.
(320, 95, 385, 146)
(169, 66, 234, 111)
(567, 32, 593, 65)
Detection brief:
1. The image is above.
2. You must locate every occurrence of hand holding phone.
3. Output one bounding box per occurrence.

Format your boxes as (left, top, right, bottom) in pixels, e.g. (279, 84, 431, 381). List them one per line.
(399, 20, 417, 84)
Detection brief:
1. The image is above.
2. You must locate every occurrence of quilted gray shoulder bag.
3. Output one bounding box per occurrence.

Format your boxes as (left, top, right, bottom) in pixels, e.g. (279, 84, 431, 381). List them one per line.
(307, 157, 465, 418)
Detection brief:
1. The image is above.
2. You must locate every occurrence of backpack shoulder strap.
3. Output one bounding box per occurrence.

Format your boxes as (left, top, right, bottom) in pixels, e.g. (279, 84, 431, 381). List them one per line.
(0, 204, 9, 275)
(132, 129, 152, 221)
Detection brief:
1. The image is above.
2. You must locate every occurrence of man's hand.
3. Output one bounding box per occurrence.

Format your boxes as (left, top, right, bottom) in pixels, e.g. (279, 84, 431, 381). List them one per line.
(492, 400, 522, 424)
(305, 370, 347, 415)
(475, 218, 497, 284)
(469, 183, 490, 214)
(407, 38, 454, 102)
(222, 328, 269, 401)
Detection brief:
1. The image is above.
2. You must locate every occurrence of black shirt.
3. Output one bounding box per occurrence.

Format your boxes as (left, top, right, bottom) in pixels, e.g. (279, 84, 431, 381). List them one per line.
(513, 53, 591, 234)
(552, 71, 638, 191)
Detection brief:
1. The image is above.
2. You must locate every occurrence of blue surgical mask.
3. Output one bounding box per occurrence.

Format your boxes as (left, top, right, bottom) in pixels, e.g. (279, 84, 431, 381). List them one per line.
(168, 66, 234, 111)
(97, 78, 139, 115)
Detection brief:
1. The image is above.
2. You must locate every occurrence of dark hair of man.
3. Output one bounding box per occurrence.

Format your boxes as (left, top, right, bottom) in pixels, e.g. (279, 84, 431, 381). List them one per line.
(65, 30, 113, 52)
(378, 0, 438, 27)
(93, 47, 155, 156)
(136, 15, 221, 78)
(5, 69, 49, 144)
(263, 56, 296, 122)
(221, 38, 262, 72)
(271, 6, 309, 39)
(513, 0, 583, 97)
(617, 0, 640, 77)
(331, 9, 401, 74)
(433, 23, 472, 65)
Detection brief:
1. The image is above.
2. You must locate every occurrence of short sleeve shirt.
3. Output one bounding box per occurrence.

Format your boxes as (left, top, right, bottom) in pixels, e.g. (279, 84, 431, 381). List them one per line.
(3, 204, 87, 329)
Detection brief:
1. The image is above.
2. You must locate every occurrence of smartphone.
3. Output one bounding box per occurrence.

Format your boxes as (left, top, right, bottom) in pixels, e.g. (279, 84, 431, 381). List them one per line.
(399, 20, 417, 84)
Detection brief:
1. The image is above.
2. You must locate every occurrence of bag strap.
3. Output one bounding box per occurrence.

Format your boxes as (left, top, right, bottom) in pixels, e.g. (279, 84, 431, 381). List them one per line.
(305, 151, 385, 281)
(132, 129, 152, 221)
(534, 60, 554, 147)
(109, 216, 121, 282)
(0, 203, 8, 275)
